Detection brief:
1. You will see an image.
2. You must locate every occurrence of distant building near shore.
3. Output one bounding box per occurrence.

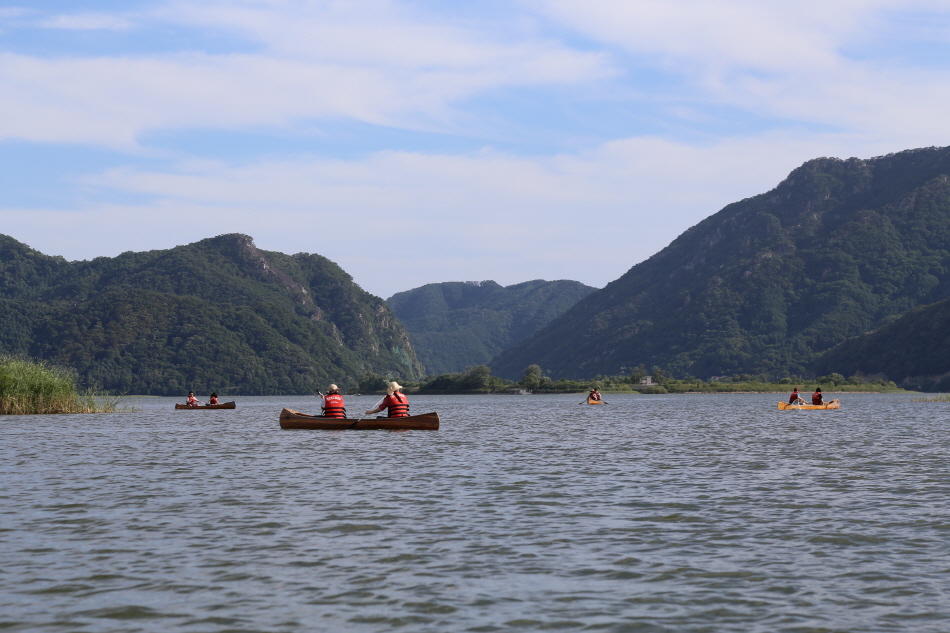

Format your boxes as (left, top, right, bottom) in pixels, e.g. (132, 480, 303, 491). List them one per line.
(504, 388, 529, 395)
(639, 376, 653, 385)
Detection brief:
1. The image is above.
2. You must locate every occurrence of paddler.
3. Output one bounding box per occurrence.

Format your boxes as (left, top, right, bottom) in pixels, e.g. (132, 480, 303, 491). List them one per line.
(789, 388, 805, 405)
(209, 392, 219, 405)
(186, 391, 202, 407)
(589, 388, 602, 401)
(365, 381, 410, 418)
(811, 388, 824, 405)
(318, 384, 346, 418)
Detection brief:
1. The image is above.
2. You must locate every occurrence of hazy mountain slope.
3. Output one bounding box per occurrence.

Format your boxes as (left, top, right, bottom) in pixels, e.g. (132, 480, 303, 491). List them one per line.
(0, 233, 423, 394)
(814, 298, 950, 390)
(387, 279, 596, 374)
(491, 146, 950, 379)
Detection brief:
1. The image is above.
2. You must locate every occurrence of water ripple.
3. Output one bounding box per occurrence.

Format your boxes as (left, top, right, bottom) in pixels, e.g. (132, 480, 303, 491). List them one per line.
(2, 393, 950, 631)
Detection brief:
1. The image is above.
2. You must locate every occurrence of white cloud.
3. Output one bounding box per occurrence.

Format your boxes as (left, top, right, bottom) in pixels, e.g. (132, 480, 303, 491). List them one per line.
(39, 13, 134, 30)
(0, 2, 612, 147)
(533, 0, 950, 143)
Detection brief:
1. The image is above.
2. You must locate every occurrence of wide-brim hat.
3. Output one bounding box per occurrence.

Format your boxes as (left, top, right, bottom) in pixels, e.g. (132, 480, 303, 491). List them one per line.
(387, 381, 403, 394)
(328, 384, 339, 392)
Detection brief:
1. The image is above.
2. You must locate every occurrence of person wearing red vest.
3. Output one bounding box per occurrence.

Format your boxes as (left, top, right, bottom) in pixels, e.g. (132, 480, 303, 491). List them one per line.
(321, 384, 346, 418)
(186, 391, 201, 407)
(365, 381, 410, 418)
(208, 392, 219, 405)
(811, 388, 824, 405)
(789, 388, 804, 405)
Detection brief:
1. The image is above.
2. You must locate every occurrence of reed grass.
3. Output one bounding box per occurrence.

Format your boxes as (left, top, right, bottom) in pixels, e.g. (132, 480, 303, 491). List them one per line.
(910, 393, 950, 402)
(0, 356, 119, 415)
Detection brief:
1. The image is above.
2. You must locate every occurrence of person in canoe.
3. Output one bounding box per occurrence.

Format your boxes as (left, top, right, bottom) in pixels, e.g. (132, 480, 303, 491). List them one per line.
(789, 388, 805, 405)
(186, 391, 202, 407)
(365, 381, 410, 418)
(208, 392, 219, 405)
(811, 388, 824, 405)
(318, 384, 346, 418)
(588, 388, 602, 402)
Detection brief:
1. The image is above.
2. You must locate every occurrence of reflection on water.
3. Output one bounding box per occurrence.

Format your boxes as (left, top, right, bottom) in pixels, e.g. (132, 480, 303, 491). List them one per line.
(2, 393, 949, 632)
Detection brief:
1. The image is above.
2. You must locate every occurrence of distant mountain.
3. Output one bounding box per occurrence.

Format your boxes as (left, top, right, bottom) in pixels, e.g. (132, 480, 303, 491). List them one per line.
(0, 233, 424, 394)
(491, 146, 950, 380)
(387, 279, 596, 375)
(814, 298, 950, 390)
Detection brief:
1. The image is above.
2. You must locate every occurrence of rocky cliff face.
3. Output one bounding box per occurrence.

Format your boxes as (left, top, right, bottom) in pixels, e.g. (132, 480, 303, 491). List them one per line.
(0, 233, 423, 394)
(491, 146, 950, 379)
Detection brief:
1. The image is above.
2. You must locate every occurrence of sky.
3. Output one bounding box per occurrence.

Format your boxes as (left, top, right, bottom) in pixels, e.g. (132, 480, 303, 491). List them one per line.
(2, 1, 950, 298)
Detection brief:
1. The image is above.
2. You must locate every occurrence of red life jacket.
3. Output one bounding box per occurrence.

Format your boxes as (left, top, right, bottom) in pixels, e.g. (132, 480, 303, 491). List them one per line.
(812, 392, 823, 405)
(323, 393, 346, 418)
(789, 392, 800, 404)
(384, 393, 409, 418)
(209, 396, 218, 405)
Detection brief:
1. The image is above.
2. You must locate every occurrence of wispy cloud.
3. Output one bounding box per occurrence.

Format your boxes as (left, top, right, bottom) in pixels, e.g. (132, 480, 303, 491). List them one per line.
(0, 1, 612, 147)
(39, 13, 135, 31)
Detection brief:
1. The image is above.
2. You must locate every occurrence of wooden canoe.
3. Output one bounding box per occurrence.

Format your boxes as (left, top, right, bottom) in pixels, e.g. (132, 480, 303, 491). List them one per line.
(175, 401, 236, 409)
(777, 399, 840, 410)
(279, 408, 439, 430)
(586, 397, 603, 405)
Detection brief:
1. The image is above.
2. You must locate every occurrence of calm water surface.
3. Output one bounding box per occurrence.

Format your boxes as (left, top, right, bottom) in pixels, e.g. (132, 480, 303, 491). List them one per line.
(2, 393, 949, 632)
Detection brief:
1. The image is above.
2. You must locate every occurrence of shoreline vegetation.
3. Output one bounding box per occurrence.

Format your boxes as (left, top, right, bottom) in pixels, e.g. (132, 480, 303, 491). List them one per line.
(0, 357, 119, 415)
(353, 365, 904, 396)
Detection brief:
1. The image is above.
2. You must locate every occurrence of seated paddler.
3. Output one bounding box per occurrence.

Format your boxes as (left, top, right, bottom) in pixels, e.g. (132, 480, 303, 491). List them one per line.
(789, 388, 805, 405)
(186, 391, 201, 407)
(811, 388, 824, 405)
(320, 384, 346, 418)
(365, 381, 410, 418)
(209, 392, 219, 405)
(589, 388, 602, 401)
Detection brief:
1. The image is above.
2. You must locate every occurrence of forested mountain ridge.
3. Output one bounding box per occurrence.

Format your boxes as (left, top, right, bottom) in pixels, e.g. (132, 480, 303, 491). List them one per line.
(387, 279, 596, 375)
(814, 297, 950, 390)
(491, 145, 950, 380)
(0, 233, 423, 394)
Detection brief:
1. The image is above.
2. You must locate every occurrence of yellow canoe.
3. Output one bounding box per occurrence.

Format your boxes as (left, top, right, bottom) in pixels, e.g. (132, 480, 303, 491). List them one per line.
(777, 399, 840, 410)
(586, 397, 603, 405)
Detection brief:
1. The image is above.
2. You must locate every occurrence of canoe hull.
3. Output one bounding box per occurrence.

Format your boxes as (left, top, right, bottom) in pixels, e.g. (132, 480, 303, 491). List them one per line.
(279, 409, 440, 430)
(586, 398, 603, 405)
(777, 399, 840, 410)
(175, 401, 236, 409)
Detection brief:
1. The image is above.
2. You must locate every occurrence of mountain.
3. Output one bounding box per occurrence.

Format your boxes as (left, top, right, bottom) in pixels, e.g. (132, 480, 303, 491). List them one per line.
(387, 279, 596, 375)
(491, 146, 950, 380)
(0, 233, 424, 394)
(814, 298, 950, 390)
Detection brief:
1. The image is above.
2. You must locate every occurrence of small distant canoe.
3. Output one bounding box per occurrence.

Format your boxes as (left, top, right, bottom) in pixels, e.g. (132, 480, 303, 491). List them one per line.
(279, 408, 439, 430)
(175, 402, 236, 409)
(777, 399, 840, 410)
(586, 397, 603, 405)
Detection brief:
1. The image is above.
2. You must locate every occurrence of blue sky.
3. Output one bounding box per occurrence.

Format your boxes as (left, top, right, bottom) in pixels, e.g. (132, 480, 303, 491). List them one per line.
(2, 1, 950, 298)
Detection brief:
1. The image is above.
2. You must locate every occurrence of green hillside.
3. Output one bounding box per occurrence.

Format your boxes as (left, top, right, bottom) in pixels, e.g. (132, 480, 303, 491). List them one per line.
(814, 298, 950, 390)
(387, 279, 596, 375)
(0, 233, 423, 394)
(491, 146, 950, 380)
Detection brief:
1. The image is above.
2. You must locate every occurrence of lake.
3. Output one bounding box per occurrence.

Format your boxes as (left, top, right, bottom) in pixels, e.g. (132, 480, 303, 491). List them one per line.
(2, 393, 949, 632)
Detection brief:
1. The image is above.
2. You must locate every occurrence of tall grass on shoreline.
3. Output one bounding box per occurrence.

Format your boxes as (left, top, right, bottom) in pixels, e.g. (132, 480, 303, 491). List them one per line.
(910, 393, 950, 402)
(0, 356, 118, 415)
